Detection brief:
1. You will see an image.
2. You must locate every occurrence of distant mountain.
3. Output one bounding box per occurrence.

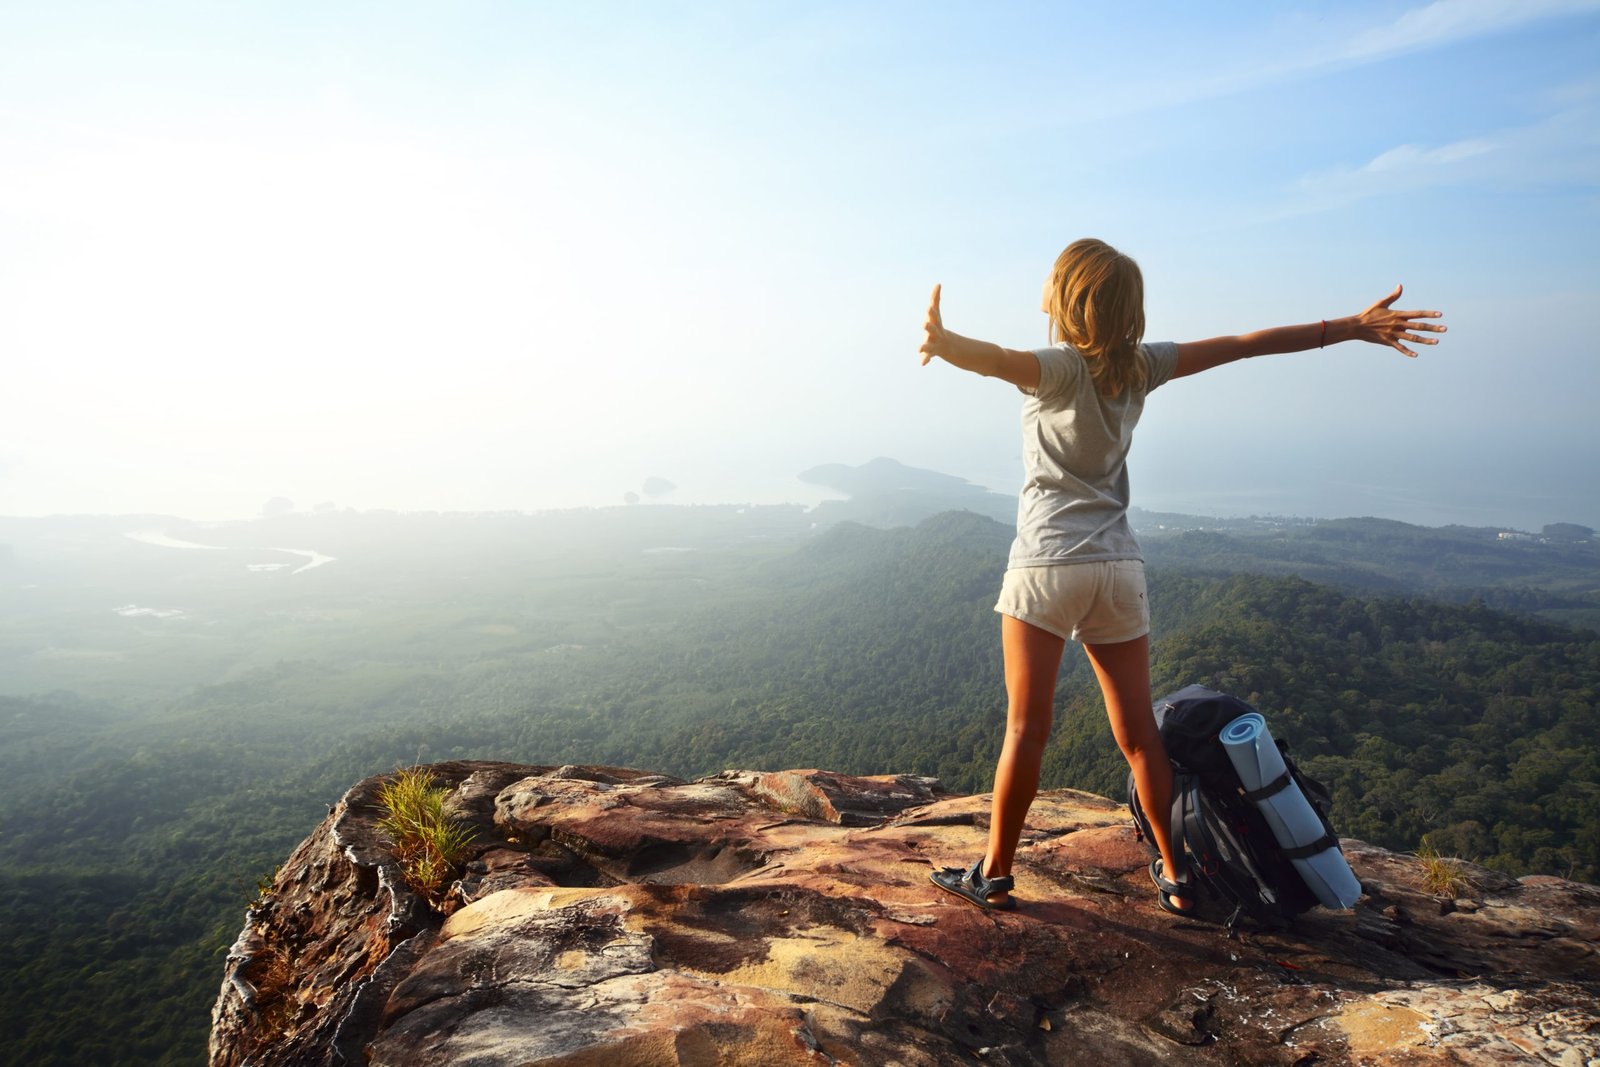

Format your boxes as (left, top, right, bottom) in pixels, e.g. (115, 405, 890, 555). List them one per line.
(798, 457, 1016, 527)
(1134, 511, 1600, 631)
(783, 463, 1599, 630)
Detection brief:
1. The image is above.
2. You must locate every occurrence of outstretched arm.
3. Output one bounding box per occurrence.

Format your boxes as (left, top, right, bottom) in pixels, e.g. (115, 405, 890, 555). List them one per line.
(1173, 285, 1446, 380)
(919, 284, 1041, 391)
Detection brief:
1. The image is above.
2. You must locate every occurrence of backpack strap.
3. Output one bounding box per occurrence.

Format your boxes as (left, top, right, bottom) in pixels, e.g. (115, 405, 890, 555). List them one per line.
(1280, 833, 1339, 861)
(1170, 771, 1192, 866)
(1240, 771, 1293, 802)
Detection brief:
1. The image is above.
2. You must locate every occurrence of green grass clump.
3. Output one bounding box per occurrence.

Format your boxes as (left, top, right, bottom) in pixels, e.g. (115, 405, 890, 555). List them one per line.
(375, 767, 477, 903)
(246, 863, 281, 912)
(1415, 836, 1474, 899)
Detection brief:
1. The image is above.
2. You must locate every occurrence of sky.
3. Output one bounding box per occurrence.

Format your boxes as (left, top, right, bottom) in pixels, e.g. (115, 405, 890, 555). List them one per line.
(2, 0, 1598, 529)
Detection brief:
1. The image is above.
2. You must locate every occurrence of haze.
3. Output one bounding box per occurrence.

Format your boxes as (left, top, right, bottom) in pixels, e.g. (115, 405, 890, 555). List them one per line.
(3, 1, 1598, 530)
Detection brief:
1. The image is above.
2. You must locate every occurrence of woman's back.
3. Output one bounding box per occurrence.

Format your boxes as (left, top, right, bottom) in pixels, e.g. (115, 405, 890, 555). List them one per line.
(1009, 341, 1178, 567)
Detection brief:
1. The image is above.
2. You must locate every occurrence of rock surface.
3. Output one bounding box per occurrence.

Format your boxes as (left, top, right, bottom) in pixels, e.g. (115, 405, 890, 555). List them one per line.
(210, 762, 1600, 1066)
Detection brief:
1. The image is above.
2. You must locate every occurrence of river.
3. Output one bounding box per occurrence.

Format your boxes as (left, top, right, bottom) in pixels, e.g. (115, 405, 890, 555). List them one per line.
(124, 530, 337, 574)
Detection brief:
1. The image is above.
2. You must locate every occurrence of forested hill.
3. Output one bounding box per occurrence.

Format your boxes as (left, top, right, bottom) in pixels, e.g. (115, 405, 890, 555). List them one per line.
(1147, 572, 1599, 874)
(1137, 513, 1600, 631)
(570, 512, 1600, 879)
(1, 508, 1598, 1064)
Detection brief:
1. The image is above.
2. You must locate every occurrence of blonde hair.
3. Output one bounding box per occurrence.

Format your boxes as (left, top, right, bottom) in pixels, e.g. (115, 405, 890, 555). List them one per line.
(1045, 238, 1146, 398)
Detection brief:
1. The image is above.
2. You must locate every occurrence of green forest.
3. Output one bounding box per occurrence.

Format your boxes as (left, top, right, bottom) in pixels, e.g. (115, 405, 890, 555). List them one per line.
(1, 506, 1596, 1064)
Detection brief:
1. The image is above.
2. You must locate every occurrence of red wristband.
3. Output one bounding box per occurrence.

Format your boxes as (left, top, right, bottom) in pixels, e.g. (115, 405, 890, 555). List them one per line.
(1319, 319, 1327, 348)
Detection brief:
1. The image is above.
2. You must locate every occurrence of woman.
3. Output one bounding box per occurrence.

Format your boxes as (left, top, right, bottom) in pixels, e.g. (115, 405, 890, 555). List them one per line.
(920, 238, 1444, 912)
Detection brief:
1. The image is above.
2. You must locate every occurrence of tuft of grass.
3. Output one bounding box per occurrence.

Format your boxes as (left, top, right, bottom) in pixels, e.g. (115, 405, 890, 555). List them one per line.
(246, 863, 281, 912)
(1415, 837, 1474, 898)
(375, 767, 477, 904)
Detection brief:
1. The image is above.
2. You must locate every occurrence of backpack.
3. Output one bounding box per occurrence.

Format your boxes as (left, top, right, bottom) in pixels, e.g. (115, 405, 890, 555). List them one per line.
(1127, 684, 1341, 931)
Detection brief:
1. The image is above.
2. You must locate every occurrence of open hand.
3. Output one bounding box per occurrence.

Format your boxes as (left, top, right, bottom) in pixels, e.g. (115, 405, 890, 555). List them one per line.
(919, 283, 946, 366)
(1354, 285, 1446, 357)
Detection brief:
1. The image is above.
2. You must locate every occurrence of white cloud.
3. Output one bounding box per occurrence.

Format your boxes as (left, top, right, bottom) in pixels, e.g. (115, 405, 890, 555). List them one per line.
(1034, 0, 1600, 127)
(1342, 0, 1600, 62)
(1361, 139, 1496, 173)
(1279, 95, 1598, 216)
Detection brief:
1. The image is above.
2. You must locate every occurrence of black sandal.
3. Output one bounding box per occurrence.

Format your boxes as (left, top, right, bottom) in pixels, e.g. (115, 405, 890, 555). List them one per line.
(931, 858, 1016, 911)
(1150, 858, 1197, 917)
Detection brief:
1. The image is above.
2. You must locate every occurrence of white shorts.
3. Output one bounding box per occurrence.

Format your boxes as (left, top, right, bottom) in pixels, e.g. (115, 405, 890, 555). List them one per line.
(994, 560, 1150, 644)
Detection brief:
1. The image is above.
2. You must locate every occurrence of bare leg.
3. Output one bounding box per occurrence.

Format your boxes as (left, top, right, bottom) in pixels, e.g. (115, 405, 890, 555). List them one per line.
(1082, 634, 1188, 910)
(981, 615, 1066, 903)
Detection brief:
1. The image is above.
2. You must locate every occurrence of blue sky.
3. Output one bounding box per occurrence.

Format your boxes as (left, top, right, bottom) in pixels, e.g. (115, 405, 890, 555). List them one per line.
(2, 1, 1597, 527)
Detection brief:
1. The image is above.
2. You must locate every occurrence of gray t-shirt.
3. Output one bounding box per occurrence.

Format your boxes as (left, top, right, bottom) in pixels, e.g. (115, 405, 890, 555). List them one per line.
(1007, 341, 1180, 568)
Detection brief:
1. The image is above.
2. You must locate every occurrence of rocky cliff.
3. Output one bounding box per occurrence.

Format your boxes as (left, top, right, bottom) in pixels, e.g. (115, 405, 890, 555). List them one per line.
(210, 761, 1600, 1066)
